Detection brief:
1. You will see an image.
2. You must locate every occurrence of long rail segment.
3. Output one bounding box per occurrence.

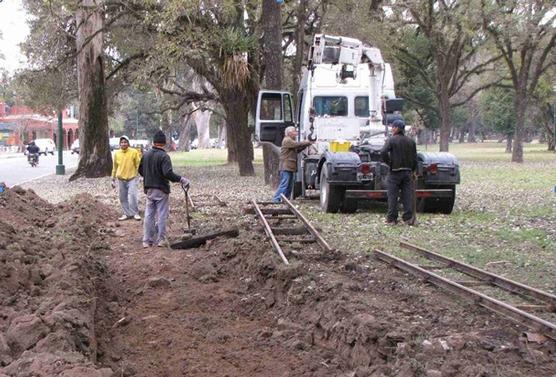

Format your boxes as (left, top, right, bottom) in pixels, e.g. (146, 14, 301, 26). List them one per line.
(400, 240, 556, 308)
(252, 196, 333, 265)
(374, 249, 556, 341)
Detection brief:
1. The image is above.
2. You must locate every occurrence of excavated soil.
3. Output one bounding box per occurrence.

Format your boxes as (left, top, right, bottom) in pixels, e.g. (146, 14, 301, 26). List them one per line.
(1, 166, 555, 377)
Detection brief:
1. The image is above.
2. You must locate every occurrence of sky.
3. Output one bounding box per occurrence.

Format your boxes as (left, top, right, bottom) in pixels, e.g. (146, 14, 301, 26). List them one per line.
(0, 0, 29, 73)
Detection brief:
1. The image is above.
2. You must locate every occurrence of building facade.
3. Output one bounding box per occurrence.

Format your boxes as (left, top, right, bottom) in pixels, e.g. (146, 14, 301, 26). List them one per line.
(0, 103, 78, 152)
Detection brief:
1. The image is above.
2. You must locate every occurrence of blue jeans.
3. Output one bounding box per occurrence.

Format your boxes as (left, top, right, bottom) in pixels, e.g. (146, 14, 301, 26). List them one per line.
(273, 170, 294, 203)
(143, 188, 170, 245)
(117, 177, 139, 217)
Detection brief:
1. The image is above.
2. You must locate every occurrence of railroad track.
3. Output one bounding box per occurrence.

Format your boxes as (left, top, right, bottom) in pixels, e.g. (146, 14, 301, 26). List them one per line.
(252, 194, 333, 265)
(374, 241, 556, 341)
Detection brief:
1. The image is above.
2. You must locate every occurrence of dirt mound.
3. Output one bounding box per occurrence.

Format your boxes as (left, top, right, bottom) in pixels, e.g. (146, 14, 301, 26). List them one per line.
(0, 188, 116, 377)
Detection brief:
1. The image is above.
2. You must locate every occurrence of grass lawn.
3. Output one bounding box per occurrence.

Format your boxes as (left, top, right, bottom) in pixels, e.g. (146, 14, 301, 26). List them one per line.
(171, 148, 263, 167)
(174, 142, 556, 296)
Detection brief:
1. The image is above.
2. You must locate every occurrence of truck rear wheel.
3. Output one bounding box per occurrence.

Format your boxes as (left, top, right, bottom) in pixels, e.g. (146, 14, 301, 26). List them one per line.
(320, 168, 342, 213)
(417, 185, 456, 214)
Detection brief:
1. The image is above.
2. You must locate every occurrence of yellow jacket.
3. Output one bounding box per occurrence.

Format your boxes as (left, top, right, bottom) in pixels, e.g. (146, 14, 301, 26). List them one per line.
(112, 147, 141, 180)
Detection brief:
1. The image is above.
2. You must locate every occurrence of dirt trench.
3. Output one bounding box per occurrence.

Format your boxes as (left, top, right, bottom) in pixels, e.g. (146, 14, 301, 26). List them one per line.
(1, 185, 555, 377)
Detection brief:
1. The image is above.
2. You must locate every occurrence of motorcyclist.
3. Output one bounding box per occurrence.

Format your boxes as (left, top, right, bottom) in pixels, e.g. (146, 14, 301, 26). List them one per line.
(26, 141, 40, 164)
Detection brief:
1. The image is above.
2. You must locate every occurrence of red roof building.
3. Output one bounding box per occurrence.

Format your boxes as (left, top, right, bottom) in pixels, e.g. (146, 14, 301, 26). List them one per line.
(0, 102, 78, 151)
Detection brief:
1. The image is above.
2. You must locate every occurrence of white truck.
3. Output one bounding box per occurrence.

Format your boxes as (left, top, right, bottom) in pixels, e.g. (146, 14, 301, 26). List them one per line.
(255, 34, 460, 213)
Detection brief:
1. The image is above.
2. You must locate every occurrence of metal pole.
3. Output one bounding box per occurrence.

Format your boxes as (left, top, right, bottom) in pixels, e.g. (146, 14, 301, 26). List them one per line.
(56, 109, 65, 175)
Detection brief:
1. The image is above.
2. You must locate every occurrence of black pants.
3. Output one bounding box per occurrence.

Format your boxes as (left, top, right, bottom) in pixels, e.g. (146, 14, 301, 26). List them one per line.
(387, 170, 413, 222)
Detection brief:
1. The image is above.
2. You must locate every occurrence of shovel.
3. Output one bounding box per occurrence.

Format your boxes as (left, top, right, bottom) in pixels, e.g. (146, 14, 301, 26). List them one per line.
(181, 182, 196, 237)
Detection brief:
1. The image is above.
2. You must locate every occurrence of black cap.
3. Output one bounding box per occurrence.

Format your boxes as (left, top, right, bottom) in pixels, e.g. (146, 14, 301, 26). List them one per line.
(391, 119, 405, 130)
(153, 130, 166, 144)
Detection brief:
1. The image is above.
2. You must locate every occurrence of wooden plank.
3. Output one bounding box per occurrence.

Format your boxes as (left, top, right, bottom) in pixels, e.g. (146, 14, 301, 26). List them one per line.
(276, 237, 317, 244)
(271, 226, 309, 236)
(400, 241, 556, 306)
(281, 195, 333, 253)
(252, 200, 289, 265)
(171, 227, 239, 250)
(374, 249, 556, 341)
(261, 208, 292, 215)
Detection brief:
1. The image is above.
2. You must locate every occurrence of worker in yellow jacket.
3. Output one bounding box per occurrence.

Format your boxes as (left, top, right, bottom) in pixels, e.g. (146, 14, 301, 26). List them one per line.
(111, 135, 142, 221)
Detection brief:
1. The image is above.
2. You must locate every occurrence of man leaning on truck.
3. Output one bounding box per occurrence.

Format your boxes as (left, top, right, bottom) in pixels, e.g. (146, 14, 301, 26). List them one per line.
(273, 126, 313, 203)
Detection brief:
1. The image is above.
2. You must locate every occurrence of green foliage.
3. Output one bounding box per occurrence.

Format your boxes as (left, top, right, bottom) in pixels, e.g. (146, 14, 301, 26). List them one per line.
(479, 86, 515, 134)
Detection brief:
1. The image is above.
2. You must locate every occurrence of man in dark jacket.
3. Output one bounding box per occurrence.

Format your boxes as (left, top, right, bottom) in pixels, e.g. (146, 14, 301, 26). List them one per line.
(381, 119, 417, 225)
(26, 141, 40, 164)
(139, 130, 189, 248)
(273, 126, 313, 203)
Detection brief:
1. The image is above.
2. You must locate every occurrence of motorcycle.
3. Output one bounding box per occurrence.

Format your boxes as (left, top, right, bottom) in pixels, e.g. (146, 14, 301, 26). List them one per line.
(28, 153, 39, 167)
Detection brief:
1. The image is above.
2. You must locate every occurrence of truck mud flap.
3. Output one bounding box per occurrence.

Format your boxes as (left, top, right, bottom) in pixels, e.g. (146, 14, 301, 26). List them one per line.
(345, 189, 453, 200)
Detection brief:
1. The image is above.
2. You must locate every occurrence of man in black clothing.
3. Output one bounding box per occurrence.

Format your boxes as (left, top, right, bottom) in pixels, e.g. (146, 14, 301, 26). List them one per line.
(381, 119, 417, 225)
(26, 141, 40, 164)
(139, 130, 190, 248)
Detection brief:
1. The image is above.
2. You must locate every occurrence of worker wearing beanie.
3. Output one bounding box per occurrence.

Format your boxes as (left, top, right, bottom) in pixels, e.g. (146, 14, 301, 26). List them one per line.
(139, 130, 190, 248)
(380, 120, 417, 225)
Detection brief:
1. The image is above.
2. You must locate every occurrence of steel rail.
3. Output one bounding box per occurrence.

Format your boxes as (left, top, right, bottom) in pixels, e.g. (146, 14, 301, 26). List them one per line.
(251, 200, 289, 265)
(374, 249, 556, 341)
(400, 240, 556, 307)
(281, 194, 334, 253)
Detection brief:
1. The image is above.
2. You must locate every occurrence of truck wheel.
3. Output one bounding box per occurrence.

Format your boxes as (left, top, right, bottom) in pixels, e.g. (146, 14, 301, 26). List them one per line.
(320, 168, 342, 213)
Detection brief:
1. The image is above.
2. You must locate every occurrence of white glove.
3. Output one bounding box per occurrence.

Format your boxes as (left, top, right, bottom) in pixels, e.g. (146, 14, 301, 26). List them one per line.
(180, 176, 190, 189)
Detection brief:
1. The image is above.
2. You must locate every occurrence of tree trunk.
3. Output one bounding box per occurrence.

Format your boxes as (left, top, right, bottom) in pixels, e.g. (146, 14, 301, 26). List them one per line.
(467, 120, 477, 143)
(261, 0, 283, 187)
(177, 113, 193, 152)
(217, 121, 226, 148)
(505, 133, 513, 153)
(511, 93, 527, 162)
(71, 0, 111, 180)
(292, 0, 308, 107)
(438, 91, 452, 152)
(193, 105, 211, 149)
(221, 90, 254, 175)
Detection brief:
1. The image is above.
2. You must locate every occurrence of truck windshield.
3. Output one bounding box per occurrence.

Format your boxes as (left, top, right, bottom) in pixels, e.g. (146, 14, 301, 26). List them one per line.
(355, 96, 369, 117)
(313, 96, 348, 116)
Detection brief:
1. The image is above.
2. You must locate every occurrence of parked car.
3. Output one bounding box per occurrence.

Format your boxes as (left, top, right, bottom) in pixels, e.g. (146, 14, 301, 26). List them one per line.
(70, 139, 80, 154)
(34, 138, 56, 155)
(109, 137, 120, 151)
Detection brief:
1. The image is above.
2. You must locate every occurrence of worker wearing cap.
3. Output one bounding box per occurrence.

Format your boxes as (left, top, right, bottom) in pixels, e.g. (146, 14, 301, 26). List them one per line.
(139, 130, 190, 248)
(111, 135, 142, 221)
(381, 120, 417, 225)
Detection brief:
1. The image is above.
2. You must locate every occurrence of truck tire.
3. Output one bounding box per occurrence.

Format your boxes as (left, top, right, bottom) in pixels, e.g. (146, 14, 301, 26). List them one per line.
(320, 168, 342, 213)
(417, 185, 456, 214)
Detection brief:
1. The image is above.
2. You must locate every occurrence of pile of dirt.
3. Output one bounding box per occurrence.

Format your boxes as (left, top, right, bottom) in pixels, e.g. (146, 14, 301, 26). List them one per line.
(0, 187, 116, 377)
(1, 178, 554, 377)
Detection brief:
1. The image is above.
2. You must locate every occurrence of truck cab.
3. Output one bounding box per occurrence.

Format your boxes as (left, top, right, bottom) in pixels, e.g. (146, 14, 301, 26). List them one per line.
(256, 34, 460, 214)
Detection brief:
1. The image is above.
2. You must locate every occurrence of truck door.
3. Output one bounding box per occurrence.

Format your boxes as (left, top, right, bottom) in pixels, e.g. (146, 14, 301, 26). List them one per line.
(256, 90, 294, 147)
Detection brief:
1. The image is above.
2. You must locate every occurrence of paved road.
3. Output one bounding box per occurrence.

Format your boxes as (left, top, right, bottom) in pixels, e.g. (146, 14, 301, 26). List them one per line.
(0, 152, 80, 187)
